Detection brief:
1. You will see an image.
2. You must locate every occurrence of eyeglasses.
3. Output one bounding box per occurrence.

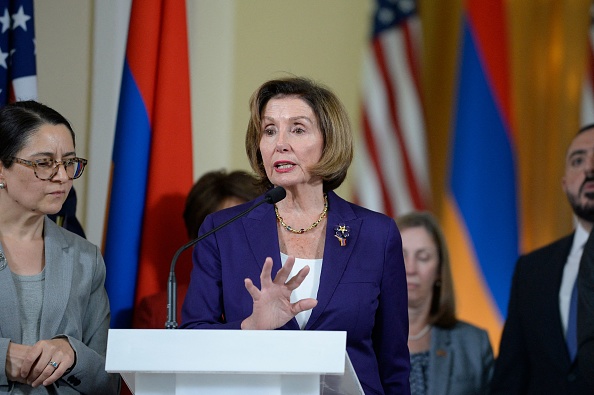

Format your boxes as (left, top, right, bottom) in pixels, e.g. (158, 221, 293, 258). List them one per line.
(11, 157, 88, 180)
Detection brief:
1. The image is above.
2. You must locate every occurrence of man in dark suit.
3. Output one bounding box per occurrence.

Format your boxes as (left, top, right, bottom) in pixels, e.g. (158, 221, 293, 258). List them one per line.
(490, 125, 594, 394)
(578, 224, 594, 390)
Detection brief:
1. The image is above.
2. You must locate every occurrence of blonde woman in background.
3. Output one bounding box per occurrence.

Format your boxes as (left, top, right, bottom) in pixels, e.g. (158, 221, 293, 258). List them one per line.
(397, 211, 493, 395)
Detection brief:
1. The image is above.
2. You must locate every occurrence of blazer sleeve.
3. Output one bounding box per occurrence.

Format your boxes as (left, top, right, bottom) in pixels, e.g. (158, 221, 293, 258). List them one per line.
(181, 213, 243, 329)
(57, 246, 120, 394)
(372, 219, 411, 394)
(0, 339, 10, 390)
(578, 229, 594, 390)
(479, 328, 495, 394)
(490, 256, 527, 394)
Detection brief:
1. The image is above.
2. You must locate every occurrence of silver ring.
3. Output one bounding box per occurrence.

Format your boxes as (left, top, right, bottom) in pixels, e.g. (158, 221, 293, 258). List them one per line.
(48, 361, 59, 369)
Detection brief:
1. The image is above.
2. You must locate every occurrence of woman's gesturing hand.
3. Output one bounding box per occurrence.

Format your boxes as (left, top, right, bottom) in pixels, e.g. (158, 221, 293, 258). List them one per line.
(241, 256, 318, 330)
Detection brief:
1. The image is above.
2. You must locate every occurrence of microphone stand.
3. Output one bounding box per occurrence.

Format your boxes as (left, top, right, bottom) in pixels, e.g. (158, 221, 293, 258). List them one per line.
(165, 187, 285, 329)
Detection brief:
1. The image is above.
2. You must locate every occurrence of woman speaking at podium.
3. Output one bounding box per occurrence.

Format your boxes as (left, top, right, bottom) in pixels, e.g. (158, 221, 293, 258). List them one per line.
(182, 77, 410, 394)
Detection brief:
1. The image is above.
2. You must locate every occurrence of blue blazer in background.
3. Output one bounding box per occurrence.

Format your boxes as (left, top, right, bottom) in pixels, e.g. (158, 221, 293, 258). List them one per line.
(426, 322, 493, 395)
(182, 191, 411, 395)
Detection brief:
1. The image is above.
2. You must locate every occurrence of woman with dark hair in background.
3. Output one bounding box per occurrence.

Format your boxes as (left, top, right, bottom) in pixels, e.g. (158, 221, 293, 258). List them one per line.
(133, 169, 261, 329)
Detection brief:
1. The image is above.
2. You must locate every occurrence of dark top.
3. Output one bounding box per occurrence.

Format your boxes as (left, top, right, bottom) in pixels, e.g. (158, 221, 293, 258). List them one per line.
(491, 234, 590, 394)
(410, 351, 429, 395)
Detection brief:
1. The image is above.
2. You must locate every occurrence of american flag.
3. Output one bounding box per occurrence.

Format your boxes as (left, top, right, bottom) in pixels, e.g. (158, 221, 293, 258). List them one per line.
(0, 0, 36, 105)
(354, 0, 429, 217)
(582, 6, 594, 125)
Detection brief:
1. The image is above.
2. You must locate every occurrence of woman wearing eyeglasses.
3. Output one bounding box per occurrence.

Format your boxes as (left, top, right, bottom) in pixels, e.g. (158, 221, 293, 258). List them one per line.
(0, 101, 119, 394)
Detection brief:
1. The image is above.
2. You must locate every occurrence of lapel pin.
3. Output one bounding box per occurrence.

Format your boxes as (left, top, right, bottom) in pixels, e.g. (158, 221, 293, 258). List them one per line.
(334, 224, 350, 247)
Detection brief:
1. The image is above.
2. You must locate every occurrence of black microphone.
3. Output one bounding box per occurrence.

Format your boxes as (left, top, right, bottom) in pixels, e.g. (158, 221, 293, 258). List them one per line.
(165, 186, 286, 329)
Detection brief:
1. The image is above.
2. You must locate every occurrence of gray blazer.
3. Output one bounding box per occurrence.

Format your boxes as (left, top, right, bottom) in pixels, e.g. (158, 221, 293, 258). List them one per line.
(0, 217, 120, 394)
(426, 321, 494, 395)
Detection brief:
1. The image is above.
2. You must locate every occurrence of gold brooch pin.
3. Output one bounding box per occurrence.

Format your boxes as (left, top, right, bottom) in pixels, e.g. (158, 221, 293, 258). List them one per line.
(334, 224, 350, 247)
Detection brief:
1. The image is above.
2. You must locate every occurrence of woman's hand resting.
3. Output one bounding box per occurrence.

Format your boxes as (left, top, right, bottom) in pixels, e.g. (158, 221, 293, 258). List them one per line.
(6, 337, 75, 388)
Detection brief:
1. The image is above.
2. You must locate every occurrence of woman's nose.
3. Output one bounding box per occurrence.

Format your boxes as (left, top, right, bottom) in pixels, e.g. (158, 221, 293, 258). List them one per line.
(275, 131, 289, 151)
(51, 162, 70, 182)
(404, 258, 415, 273)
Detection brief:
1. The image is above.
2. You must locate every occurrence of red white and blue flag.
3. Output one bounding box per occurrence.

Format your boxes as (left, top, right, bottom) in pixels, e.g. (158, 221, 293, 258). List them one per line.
(0, 0, 36, 104)
(354, 0, 430, 217)
(581, 11, 594, 125)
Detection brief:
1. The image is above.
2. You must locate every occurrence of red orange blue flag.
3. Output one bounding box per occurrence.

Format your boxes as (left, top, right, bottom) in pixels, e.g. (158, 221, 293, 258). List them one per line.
(443, 0, 519, 350)
(104, 0, 193, 329)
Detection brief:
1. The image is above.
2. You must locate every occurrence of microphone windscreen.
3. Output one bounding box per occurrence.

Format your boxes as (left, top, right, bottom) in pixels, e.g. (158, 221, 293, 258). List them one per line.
(265, 186, 286, 204)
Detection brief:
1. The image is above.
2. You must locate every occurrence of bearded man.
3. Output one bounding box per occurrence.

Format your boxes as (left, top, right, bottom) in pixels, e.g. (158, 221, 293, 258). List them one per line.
(490, 125, 594, 394)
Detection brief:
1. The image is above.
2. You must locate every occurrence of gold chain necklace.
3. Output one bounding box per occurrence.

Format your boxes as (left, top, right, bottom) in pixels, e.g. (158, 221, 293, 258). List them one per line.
(275, 194, 328, 234)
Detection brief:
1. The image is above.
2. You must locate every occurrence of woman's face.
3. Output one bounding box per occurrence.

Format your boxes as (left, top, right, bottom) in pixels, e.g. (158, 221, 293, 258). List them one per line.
(259, 97, 324, 189)
(0, 123, 75, 216)
(401, 225, 440, 309)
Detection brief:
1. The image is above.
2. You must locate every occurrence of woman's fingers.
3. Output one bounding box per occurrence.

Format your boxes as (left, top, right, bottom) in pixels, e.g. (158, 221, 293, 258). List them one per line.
(22, 338, 75, 387)
(284, 264, 310, 291)
(259, 257, 274, 286)
(292, 298, 318, 315)
(272, 255, 295, 285)
(244, 278, 259, 300)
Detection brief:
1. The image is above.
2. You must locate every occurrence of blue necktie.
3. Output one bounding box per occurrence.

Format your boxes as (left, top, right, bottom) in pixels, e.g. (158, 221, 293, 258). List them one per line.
(567, 279, 578, 361)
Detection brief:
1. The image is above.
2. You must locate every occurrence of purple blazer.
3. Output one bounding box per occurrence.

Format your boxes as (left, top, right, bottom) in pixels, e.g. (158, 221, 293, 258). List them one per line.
(181, 191, 410, 395)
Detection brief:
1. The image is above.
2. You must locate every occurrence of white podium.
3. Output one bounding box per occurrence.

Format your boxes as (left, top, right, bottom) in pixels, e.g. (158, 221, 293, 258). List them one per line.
(106, 329, 363, 395)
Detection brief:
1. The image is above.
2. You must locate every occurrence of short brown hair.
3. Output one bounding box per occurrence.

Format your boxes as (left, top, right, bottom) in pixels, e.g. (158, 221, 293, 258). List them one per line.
(396, 211, 457, 328)
(245, 77, 353, 191)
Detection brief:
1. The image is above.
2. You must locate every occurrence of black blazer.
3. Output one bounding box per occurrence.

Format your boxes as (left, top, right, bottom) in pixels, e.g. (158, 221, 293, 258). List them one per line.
(490, 234, 590, 394)
(578, 229, 594, 390)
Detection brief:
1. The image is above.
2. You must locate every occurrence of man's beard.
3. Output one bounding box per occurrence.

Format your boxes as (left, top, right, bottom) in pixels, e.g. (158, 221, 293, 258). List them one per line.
(568, 191, 594, 222)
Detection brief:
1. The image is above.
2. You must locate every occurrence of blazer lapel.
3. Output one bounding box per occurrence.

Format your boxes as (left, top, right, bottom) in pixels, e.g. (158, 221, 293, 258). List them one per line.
(0, 243, 21, 341)
(39, 217, 72, 338)
(306, 192, 360, 330)
(544, 236, 575, 368)
(243, 198, 300, 329)
(243, 200, 281, 272)
(428, 327, 452, 395)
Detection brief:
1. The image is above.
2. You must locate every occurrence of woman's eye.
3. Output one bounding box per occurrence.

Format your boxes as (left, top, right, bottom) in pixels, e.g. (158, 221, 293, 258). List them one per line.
(417, 252, 434, 262)
(36, 160, 53, 168)
(293, 128, 305, 134)
(263, 129, 275, 136)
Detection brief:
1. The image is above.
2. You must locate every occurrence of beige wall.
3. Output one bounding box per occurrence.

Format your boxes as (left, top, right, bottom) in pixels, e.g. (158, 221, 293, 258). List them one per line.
(34, 0, 371, 245)
(35, 0, 93, 227)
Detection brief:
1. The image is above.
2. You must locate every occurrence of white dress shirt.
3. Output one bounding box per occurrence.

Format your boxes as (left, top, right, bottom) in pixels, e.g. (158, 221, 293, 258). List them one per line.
(559, 221, 588, 335)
